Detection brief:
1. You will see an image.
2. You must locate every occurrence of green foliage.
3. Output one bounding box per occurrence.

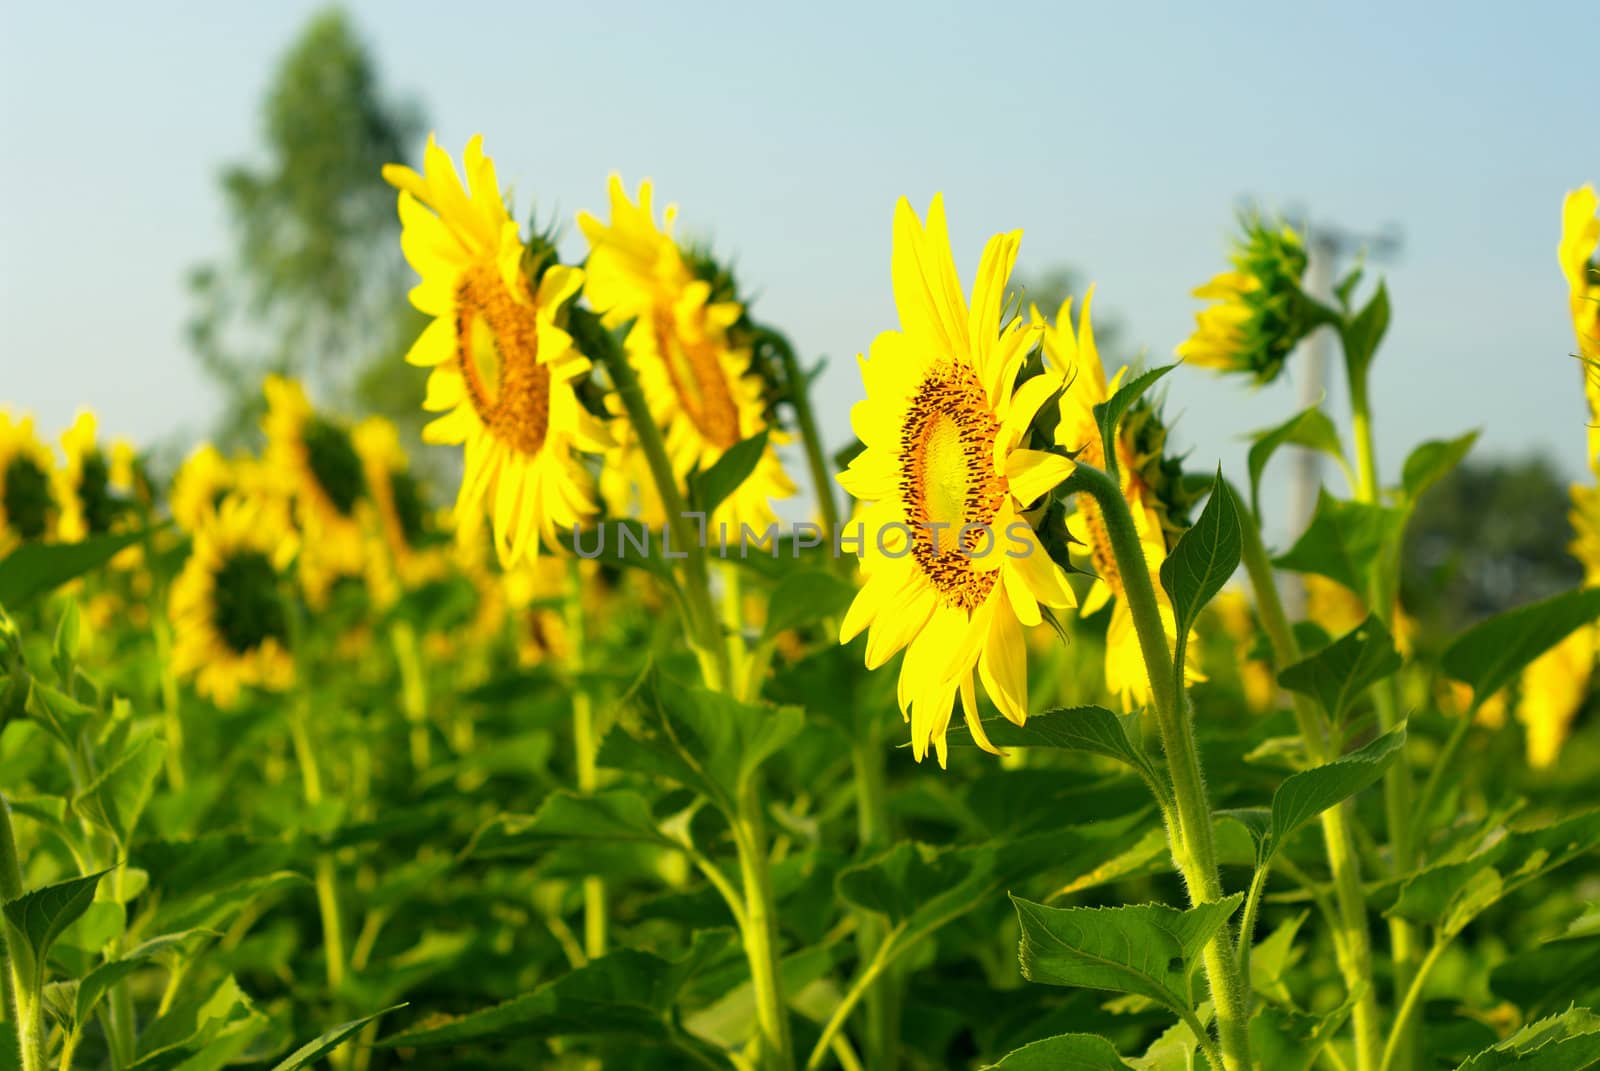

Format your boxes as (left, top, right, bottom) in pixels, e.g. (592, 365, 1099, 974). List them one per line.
(1093, 364, 1176, 479)
(1161, 470, 1242, 649)
(1277, 614, 1402, 723)
(0, 528, 152, 609)
(1441, 587, 1600, 708)
(689, 429, 771, 516)
(1245, 405, 1347, 519)
(1275, 489, 1406, 596)
(1259, 727, 1406, 864)
(982, 1032, 1135, 1070)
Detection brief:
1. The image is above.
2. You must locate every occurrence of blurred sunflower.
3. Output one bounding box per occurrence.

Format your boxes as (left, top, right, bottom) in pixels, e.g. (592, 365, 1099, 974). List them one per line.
(1045, 290, 1202, 710)
(578, 175, 794, 532)
(170, 444, 280, 533)
(263, 375, 368, 605)
(385, 135, 609, 566)
(1559, 184, 1600, 471)
(0, 409, 59, 552)
(169, 493, 297, 707)
(836, 195, 1076, 766)
(1211, 588, 1276, 714)
(55, 411, 127, 541)
(1517, 626, 1595, 769)
(354, 416, 443, 604)
(1178, 213, 1314, 384)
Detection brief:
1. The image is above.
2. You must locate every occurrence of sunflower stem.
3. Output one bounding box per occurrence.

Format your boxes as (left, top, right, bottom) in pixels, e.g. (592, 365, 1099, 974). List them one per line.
(1238, 488, 1383, 1071)
(735, 779, 795, 1071)
(585, 312, 732, 691)
(565, 558, 607, 959)
(2, 795, 45, 1071)
(1073, 462, 1252, 1071)
(1345, 342, 1422, 1071)
(390, 620, 430, 773)
(288, 693, 347, 993)
(760, 328, 845, 573)
(850, 738, 899, 1071)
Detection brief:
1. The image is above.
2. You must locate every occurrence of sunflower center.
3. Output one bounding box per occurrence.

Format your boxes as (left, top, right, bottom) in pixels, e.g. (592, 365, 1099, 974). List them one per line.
(3, 455, 52, 541)
(303, 418, 365, 516)
(212, 550, 289, 655)
(1073, 437, 1123, 598)
(388, 470, 428, 548)
(899, 362, 1006, 611)
(79, 450, 119, 535)
(652, 307, 742, 449)
(455, 263, 551, 456)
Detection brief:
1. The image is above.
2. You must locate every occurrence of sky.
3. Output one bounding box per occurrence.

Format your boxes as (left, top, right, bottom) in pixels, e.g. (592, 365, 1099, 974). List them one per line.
(3, 0, 1594, 539)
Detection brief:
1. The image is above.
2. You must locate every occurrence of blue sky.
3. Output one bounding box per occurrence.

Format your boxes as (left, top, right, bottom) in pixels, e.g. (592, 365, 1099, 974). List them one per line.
(3, 0, 1593, 536)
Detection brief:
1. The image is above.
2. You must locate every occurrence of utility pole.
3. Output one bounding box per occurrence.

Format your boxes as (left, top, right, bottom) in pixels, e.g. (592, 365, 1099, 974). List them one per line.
(1283, 220, 1401, 618)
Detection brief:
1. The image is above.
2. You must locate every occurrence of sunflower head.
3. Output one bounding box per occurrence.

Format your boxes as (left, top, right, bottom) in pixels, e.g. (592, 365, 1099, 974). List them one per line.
(578, 175, 795, 532)
(1178, 213, 1314, 384)
(56, 411, 128, 541)
(168, 492, 297, 708)
(836, 194, 1078, 766)
(386, 135, 610, 566)
(0, 410, 60, 551)
(1560, 185, 1600, 471)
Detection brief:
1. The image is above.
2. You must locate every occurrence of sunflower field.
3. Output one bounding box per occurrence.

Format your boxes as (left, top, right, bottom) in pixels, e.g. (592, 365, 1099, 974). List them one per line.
(2, 129, 1599, 1071)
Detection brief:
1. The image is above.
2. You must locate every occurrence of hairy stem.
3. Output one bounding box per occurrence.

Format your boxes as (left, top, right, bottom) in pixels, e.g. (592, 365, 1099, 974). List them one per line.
(1074, 463, 1251, 1071)
(736, 781, 794, 1071)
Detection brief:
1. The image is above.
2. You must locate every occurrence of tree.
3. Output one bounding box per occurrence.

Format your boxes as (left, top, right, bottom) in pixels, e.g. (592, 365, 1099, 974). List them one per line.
(188, 7, 425, 446)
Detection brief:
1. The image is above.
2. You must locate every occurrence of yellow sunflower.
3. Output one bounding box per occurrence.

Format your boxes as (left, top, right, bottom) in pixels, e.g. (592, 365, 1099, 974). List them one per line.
(262, 375, 369, 606)
(1178, 215, 1312, 384)
(1045, 291, 1202, 711)
(353, 416, 445, 605)
(1211, 588, 1276, 714)
(0, 409, 60, 553)
(168, 493, 297, 708)
(55, 411, 128, 542)
(836, 195, 1076, 767)
(385, 136, 609, 566)
(578, 175, 795, 533)
(170, 444, 282, 534)
(1516, 626, 1595, 769)
(1559, 184, 1600, 472)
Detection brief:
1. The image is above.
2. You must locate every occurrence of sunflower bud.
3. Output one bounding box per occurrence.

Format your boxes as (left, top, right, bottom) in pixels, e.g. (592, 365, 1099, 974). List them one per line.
(1178, 213, 1315, 385)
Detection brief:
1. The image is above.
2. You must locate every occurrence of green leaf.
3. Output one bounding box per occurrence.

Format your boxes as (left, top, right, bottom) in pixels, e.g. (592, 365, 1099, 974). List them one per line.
(73, 730, 166, 848)
(1161, 470, 1242, 640)
(1012, 894, 1243, 1017)
(1251, 997, 1359, 1071)
(151, 871, 310, 934)
(466, 791, 677, 859)
(1, 869, 108, 985)
(1277, 614, 1402, 723)
(1454, 1006, 1600, 1070)
(689, 429, 770, 517)
(1249, 911, 1309, 997)
(837, 842, 985, 928)
(268, 1005, 406, 1071)
(0, 528, 153, 609)
(130, 973, 267, 1071)
(1217, 808, 1272, 862)
(379, 933, 731, 1050)
(1339, 281, 1389, 382)
(75, 930, 217, 1025)
(950, 702, 1152, 765)
(600, 670, 804, 815)
(1491, 934, 1600, 1016)
(1274, 490, 1405, 595)
(760, 568, 856, 641)
(24, 680, 96, 752)
(1246, 406, 1345, 518)
(1264, 727, 1405, 862)
(1401, 431, 1479, 502)
(1092, 364, 1176, 478)
(52, 600, 81, 681)
(1441, 587, 1600, 708)
(983, 1033, 1135, 1070)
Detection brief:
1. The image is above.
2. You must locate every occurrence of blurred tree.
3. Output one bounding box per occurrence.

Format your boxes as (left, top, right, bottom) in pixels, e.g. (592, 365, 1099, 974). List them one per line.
(1403, 456, 1584, 641)
(187, 7, 427, 447)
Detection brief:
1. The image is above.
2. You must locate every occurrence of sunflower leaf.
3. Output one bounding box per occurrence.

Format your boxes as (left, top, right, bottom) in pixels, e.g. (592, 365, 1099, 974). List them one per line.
(72, 729, 166, 849)
(688, 429, 771, 518)
(268, 1005, 406, 1071)
(760, 568, 857, 641)
(1339, 281, 1390, 382)
(1012, 894, 1243, 1017)
(1440, 587, 1600, 709)
(1276, 614, 1401, 723)
(465, 791, 678, 859)
(2, 869, 109, 990)
(1263, 726, 1405, 863)
(1092, 364, 1176, 480)
(1400, 431, 1479, 503)
(0, 528, 154, 609)
(1245, 405, 1345, 519)
(1453, 1006, 1600, 1070)
(1273, 490, 1405, 596)
(1161, 469, 1242, 641)
(981, 1032, 1135, 1070)
(946, 705, 1161, 787)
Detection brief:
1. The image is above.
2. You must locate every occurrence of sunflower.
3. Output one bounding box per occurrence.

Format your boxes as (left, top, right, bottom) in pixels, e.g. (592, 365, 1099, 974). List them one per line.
(578, 175, 795, 532)
(836, 195, 1076, 767)
(262, 375, 369, 606)
(1516, 626, 1595, 769)
(1211, 588, 1276, 714)
(55, 411, 127, 541)
(1045, 291, 1202, 711)
(168, 493, 297, 708)
(1178, 214, 1313, 384)
(385, 136, 609, 566)
(1559, 185, 1600, 472)
(353, 416, 444, 605)
(170, 444, 282, 534)
(0, 409, 60, 553)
